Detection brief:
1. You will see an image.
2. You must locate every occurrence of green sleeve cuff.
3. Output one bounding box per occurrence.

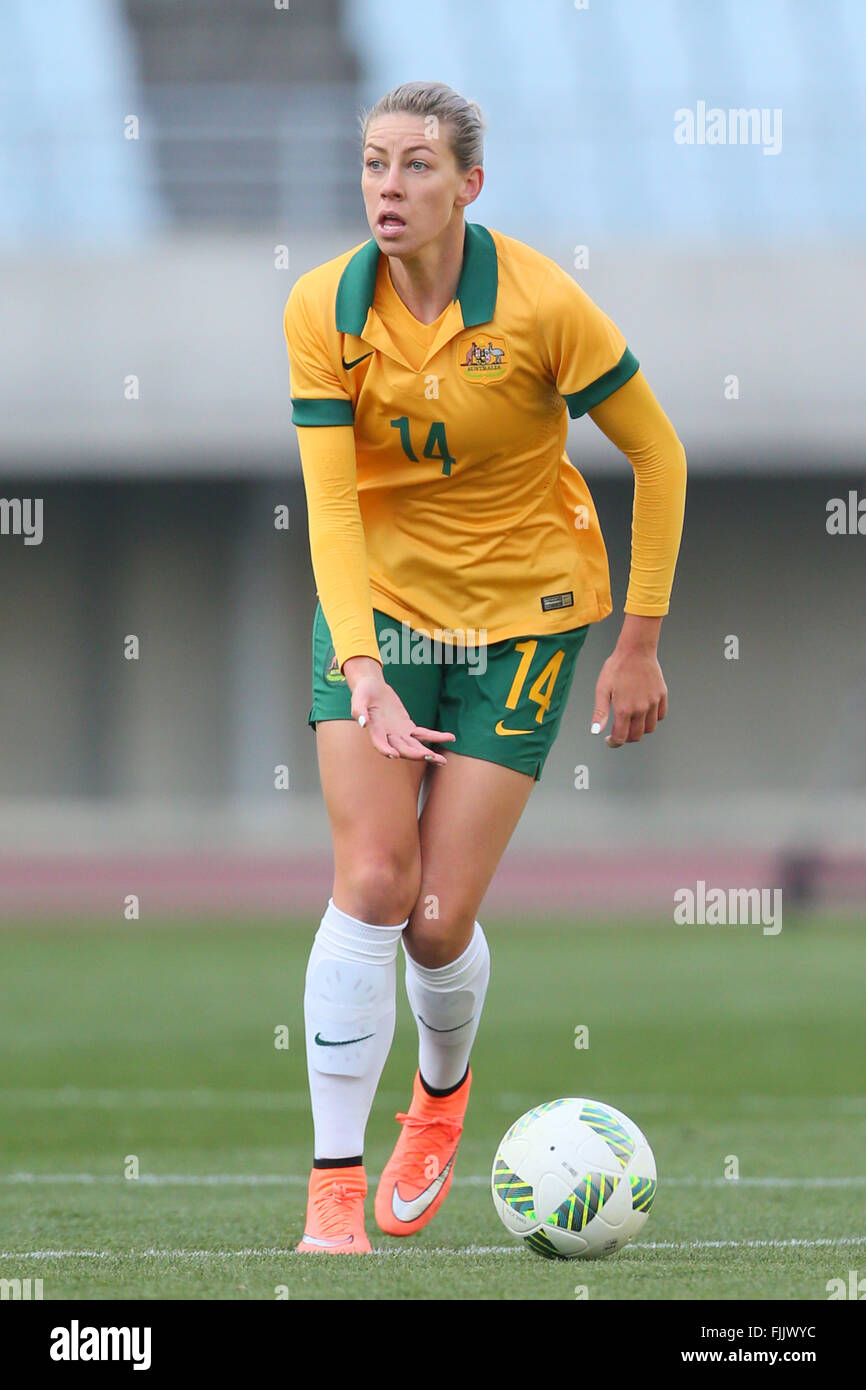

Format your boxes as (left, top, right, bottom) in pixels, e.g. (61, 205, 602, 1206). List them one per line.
(562, 347, 640, 419)
(292, 397, 354, 427)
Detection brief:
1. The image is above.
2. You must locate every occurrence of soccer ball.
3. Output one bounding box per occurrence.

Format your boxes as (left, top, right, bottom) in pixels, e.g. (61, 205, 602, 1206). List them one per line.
(492, 1097, 657, 1259)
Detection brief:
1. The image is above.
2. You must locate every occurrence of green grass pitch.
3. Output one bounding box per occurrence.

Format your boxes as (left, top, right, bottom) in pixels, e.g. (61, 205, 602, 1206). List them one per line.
(1, 917, 864, 1301)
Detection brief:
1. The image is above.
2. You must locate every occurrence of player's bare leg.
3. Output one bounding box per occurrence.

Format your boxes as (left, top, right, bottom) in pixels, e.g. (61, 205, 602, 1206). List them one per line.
(376, 752, 535, 1236)
(407, 751, 535, 966)
(297, 719, 426, 1253)
(318, 717, 427, 926)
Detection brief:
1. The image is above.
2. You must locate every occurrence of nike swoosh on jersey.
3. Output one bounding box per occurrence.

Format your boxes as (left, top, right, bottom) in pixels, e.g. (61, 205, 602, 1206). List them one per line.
(391, 1153, 456, 1224)
(300, 1231, 355, 1247)
(494, 719, 533, 736)
(417, 1014, 473, 1034)
(341, 351, 373, 370)
(314, 1031, 375, 1047)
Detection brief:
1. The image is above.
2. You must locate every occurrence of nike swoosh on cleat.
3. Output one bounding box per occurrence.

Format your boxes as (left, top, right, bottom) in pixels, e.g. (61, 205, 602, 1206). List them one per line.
(314, 1031, 375, 1047)
(391, 1153, 456, 1223)
(341, 351, 373, 370)
(417, 1014, 473, 1034)
(494, 719, 533, 736)
(300, 1232, 354, 1247)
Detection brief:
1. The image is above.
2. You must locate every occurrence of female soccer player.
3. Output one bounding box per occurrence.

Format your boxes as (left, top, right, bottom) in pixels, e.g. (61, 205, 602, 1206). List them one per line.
(283, 81, 686, 1253)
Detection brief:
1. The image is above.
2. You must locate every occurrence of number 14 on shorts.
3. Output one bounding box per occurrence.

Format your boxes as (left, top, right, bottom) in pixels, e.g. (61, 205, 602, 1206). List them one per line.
(499, 641, 566, 731)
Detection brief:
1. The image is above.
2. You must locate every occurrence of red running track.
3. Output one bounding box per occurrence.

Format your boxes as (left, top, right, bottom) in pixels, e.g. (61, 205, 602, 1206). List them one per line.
(0, 851, 862, 919)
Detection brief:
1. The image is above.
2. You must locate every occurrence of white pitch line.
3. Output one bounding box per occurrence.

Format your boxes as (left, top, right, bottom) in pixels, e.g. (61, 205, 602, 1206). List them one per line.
(629, 1235, 866, 1252)
(3, 1235, 866, 1261)
(0, 1090, 329, 1111)
(2, 1172, 866, 1189)
(0, 1173, 308, 1186)
(655, 1176, 866, 1188)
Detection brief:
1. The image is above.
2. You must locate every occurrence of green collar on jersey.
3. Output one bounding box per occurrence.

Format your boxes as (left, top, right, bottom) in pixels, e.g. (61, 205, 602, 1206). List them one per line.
(335, 222, 498, 335)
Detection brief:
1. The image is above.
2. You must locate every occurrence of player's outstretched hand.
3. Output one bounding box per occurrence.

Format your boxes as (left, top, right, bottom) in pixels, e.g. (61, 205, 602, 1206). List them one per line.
(348, 666, 455, 764)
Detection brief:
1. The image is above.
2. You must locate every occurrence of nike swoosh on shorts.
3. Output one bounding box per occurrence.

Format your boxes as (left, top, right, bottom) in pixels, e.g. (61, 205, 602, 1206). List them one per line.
(494, 719, 533, 736)
(391, 1154, 456, 1224)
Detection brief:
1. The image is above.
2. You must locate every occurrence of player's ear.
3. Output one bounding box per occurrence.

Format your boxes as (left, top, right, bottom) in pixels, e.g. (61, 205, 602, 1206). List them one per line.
(455, 166, 484, 209)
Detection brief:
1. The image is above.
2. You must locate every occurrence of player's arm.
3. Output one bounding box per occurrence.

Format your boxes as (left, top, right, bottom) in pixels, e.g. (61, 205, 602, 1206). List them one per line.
(536, 263, 686, 748)
(284, 284, 453, 762)
(284, 281, 381, 670)
(589, 369, 687, 623)
(295, 422, 381, 669)
(587, 369, 687, 747)
(293, 425, 452, 762)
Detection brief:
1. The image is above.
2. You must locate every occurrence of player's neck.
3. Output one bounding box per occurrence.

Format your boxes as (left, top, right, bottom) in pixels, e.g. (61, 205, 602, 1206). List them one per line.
(386, 217, 466, 325)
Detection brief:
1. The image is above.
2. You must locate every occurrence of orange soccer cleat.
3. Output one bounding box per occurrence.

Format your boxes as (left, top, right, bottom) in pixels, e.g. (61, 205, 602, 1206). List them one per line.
(375, 1069, 471, 1237)
(296, 1165, 372, 1254)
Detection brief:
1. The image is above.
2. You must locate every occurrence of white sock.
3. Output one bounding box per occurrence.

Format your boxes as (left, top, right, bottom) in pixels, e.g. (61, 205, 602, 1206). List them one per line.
(403, 922, 490, 1091)
(304, 898, 405, 1160)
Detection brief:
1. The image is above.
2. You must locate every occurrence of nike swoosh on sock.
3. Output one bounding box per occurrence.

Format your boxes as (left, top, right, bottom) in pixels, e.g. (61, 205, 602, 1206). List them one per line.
(417, 1015, 473, 1034)
(314, 1031, 375, 1047)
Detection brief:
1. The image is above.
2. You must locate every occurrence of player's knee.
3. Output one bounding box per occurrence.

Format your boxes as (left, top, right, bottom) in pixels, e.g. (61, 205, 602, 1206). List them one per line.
(337, 849, 421, 926)
(404, 903, 475, 968)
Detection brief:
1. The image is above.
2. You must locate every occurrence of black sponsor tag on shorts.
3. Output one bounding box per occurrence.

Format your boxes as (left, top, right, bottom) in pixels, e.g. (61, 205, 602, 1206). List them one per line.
(540, 591, 574, 612)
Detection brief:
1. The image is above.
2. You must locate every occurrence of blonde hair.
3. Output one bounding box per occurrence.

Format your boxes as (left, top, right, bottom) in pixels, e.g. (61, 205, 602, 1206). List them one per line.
(360, 81, 485, 172)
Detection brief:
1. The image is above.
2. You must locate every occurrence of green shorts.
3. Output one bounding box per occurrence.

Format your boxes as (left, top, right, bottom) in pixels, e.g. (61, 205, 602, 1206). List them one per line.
(308, 603, 589, 781)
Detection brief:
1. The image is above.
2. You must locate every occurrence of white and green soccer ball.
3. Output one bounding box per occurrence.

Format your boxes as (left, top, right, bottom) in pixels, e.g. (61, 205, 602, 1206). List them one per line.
(492, 1098, 657, 1259)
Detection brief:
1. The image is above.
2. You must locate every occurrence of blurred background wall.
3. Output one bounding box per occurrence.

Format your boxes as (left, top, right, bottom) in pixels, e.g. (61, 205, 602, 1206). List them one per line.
(0, 0, 864, 917)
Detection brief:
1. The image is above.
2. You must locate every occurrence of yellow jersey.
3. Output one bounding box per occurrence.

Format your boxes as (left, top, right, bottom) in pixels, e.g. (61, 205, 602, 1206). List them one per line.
(284, 222, 681, 670)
